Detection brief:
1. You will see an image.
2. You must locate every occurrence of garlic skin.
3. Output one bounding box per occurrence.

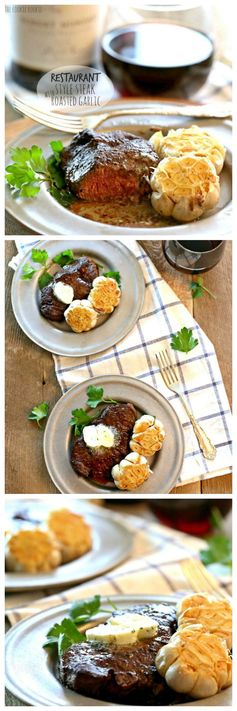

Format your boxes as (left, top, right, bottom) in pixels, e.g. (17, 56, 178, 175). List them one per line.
(47, 508, 92, 564)
(150, 125, 226, 175)
(112, 451, 151, 490)
(64, 299, 98, 333)
(150, 155, 220, 223)
(5, 529, 62, 573)
(155, 624, 232, 699)
(130, 414, 165, 457)
(88, 276, 121, 314)
(177, 593, 232, 650)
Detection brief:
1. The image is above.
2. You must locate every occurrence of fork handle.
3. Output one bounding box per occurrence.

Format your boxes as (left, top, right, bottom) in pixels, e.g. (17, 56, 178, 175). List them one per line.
(179, 395, 216, 460)
(99, 104, 232, 121)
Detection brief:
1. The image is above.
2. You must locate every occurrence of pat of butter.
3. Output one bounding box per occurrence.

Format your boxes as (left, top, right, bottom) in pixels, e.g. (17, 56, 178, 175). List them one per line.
(86, 613, 158, 646)
(109, 613, 158, 639)
(83, 424, 114, 449)
(86, 623, 137, 646)
(53, 282, 74, 305)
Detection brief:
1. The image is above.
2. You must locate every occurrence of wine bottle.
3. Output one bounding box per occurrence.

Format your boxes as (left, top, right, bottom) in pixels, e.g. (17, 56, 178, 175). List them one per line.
(8, 4, 102, 91)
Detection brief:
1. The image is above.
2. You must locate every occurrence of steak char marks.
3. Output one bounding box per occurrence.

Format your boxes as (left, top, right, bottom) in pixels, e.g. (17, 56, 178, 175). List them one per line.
(61, 130, 159, 203)
(71, 403, 137, 486)
(58, 603, 182, 705)
(40, 256, 99, 322)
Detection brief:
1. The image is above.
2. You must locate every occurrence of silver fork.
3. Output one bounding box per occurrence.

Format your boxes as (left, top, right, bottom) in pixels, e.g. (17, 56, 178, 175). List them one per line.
(11, 95, 232, 133)
(180, 558, 230, 599)
(156, 349, 216, 460)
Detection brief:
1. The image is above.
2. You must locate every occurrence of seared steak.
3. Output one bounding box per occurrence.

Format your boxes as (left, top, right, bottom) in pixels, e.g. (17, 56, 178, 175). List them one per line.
(39, 256, 99, 322)
(40, 284, 67, 322)
(53, 273, 91, 301)
(55, 256, 99, 285)
(71, 403, 137, 486)
(58, 603, 182, 705)
(61, 130, 158, 203)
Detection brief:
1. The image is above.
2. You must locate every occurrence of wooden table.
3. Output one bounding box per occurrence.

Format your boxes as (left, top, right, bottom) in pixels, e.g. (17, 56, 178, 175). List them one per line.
(5, 239, 232, 495)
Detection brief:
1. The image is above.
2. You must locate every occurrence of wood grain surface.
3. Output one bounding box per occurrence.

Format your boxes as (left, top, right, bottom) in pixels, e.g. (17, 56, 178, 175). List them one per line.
(5, 240, 232, 495)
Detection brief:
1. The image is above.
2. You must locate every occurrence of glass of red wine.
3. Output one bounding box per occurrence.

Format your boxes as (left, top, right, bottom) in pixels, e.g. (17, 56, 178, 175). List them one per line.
(101, 21, 214, 98)
(162, 240, 225, 274)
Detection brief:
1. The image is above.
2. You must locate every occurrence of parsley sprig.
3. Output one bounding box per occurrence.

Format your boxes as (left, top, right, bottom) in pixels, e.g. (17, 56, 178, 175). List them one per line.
(6, 141, 74, 207)
(200, 508, 232, 570)
(87, 385, 117, 409)
(190, 276, 216, 300)
(28, 402, 49, 428)
(170, 327, 199, 354)
(103, 271, 121, 286)
(43, 595, 117, 656)
(21, 248, 75, 290)
(70, 386, 117, 436)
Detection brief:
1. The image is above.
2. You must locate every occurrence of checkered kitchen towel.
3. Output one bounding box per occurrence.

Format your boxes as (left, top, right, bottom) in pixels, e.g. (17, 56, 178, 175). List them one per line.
(14, 239, 232, 486)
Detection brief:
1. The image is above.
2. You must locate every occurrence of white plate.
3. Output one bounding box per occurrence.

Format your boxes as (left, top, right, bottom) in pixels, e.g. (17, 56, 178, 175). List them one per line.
(11, 239, 145, 357)
(5, 594, 231, 706)
(5, 103, 232, 237)
(5, 501, 133, 591)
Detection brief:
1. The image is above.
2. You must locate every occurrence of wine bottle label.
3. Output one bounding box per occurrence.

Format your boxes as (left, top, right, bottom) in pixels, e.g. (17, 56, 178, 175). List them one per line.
(9, 5, 101, 71)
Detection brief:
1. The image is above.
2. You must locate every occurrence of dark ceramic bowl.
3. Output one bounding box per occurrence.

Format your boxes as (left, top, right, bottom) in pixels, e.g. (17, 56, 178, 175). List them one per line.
(101, 22, 214, 98)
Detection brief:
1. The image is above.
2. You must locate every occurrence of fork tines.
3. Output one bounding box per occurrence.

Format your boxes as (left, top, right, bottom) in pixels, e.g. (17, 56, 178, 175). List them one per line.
(156, 349, 179, 387)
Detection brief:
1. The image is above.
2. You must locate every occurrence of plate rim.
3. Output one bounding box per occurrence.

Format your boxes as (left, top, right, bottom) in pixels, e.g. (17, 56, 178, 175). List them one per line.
(5, 507, 133, 592)
(5, 115, 232, 236)
(5, 593, 232, 707)
(43, 374, 185, 494)
(10, 239, 145, 356)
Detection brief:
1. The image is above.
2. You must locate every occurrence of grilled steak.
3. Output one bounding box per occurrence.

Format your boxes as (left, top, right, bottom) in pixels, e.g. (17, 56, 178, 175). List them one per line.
(71, 403, 137, 486)
(40, 284, 67, 322)
(55, 256, 99, 285)
(39, 256, 99, 322)
(58, 603, 182, 705)
(61, 129, 159, 203)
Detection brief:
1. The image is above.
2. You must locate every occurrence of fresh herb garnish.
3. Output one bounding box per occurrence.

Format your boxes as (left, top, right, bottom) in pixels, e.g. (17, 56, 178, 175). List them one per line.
(20, 248, 76, 289)
(170, 327, 199, 354)
(43, 618, 86, 656)
(103, 271, 121, 287)
(53, 249, 75, 267)
(31, 248, 48, 265)
(69, 408, 93, 437)
(50, 140, 64, 164)
(87, 385, 117, 409)
(43, 595, 117, 656)
(38, 272, 53, 290)
(28, 402, 49, 428)
(5, 141, 74, 208)
(200, 535, 232, 569)
(21, 263, 37, 280)
(69, 387, 117, 436)
(190, 276, 216, 300)
(200, 507, 232, 570)
(70, 595, 102, 623)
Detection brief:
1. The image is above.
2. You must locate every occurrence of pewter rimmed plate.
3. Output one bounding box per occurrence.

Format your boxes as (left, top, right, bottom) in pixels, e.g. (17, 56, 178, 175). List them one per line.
(5, 108, 232, 236)
(43, 375, 184, 494)
(5, 594, 231, 707)
(11, 240, 145, 357)
(5, 500, 133, 591)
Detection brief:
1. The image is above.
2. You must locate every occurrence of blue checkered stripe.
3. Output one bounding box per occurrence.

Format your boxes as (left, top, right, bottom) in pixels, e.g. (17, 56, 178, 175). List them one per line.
(16, 239, 232, 485)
